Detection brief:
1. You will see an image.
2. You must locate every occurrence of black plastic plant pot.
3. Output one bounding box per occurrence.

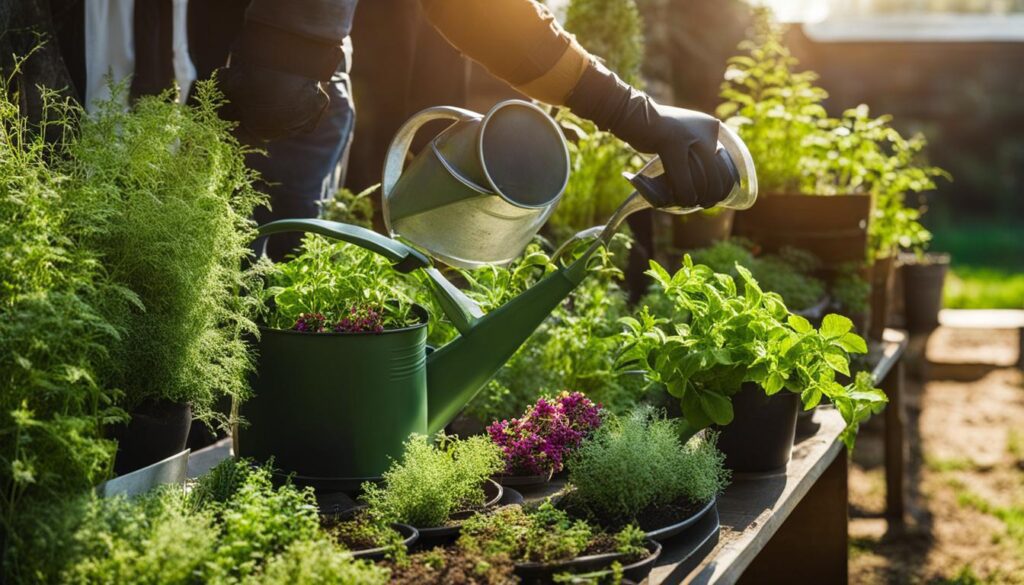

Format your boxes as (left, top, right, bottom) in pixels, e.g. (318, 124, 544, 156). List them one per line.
(716, 383, 800, 473)
(412, 479, 504, 550)
(238, 306, 430, 481)
(795, 404, 821, 438)
(348, 523, 419, 561)
(513, 539, 661, 584)
(492, 469, 553, 490)
(643, 497, 717, 542)
(110, 399, 192, 476)
(901, 253, 950, 333)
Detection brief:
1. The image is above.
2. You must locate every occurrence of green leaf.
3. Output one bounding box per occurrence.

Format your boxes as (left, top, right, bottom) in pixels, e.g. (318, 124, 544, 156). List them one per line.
(787, 314, 813, 334)
(823, 350, 851, 376)
(680, 389, 714, 430)
(820, 314, 853, 339)
(697, 390, 734, 426)
(837, 331, 868, 354)
(763, 372, 785, 395)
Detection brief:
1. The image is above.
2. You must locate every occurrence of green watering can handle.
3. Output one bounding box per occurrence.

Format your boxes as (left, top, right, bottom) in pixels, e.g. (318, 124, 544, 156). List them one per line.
(255, 218, 484, 332)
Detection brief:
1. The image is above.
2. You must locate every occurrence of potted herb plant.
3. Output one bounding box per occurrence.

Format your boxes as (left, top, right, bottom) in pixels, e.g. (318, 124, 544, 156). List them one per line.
(321, 511, 418, 561)
(63, 83, 265, 475)
(688, 239, 829, 324)
(487, 392, 604, 488)
(620, 257, 888, 472)
(458, 503, 660, 584)
(720, 10, 948, 341)
(560, 406, 728, 539)
(360, 434, 504, 548)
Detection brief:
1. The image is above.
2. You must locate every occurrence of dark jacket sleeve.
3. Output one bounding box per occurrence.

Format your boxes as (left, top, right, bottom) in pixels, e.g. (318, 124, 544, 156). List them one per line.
(420, 0, 591, 105)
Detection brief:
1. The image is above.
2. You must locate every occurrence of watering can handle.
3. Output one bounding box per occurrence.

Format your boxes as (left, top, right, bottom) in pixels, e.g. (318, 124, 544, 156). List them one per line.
(255, 218, 484, 333)
(381, 106, 482, 203)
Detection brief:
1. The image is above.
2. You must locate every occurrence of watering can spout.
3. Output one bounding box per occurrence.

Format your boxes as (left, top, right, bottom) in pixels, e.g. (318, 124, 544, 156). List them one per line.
(423, 246, 594, 434)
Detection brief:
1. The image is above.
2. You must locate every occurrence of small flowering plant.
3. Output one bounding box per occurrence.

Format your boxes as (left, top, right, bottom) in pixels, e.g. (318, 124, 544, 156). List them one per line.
(291, 305, 388, 334)
(487, 391, 604, 476)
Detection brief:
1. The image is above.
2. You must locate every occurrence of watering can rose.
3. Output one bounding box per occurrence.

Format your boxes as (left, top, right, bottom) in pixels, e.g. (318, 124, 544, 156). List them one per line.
(487, 392, 603, 476)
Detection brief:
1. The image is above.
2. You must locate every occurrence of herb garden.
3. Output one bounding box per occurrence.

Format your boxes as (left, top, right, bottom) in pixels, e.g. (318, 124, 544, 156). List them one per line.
(0, 3, 957, 584)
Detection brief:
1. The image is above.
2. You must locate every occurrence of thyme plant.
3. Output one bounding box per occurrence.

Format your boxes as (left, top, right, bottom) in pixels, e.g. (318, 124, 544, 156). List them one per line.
(361, 435, 503, 528)
(566, 406, 729, 525)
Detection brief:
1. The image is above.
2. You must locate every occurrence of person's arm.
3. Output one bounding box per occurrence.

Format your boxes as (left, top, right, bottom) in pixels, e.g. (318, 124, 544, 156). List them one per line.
(422, 0, 732, 208)
(419, 0, 588, 106)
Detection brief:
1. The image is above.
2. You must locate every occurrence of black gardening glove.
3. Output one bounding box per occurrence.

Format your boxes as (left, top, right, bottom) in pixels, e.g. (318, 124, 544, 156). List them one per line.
(219, 21, 344, 142)
(566, 62, 735, 209)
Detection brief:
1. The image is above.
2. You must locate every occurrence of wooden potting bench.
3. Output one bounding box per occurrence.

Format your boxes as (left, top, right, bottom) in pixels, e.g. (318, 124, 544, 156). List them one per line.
(647, 328, 909, 585)
(187, 329, 910, 585)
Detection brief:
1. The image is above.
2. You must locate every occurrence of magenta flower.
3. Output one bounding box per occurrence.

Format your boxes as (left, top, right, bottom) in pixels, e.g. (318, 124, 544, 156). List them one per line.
(487, 391, 603, 476)
(293, 312, 328, 333)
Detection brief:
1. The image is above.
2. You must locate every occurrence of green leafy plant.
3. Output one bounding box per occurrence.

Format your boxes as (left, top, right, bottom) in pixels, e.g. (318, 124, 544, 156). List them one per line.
(620, 256, 888, 448)
(458, 502, 646, 565)
(465, 235, 644, 423)
(548, 111, 638, 241)
(383, 546, 516, 585)
(565, 406, 729, 527)
(323, 513, 405, 558)
(361, 434, 503, 528)
(0, 79, 128, 579)
(715, 8, 827, 194)
(16, 459, 387, 585)
(564, 0, 645, 85)
(689, 239, 826, 312)
(321, 184, 376, 229)
(718, 9, 949, 260)
(832, 263, 871, 316)
(65, 82, 266, 422)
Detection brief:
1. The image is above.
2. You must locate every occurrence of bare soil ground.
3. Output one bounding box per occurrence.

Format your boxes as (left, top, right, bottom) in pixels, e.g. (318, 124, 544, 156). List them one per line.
(848, 327, 1024, 584)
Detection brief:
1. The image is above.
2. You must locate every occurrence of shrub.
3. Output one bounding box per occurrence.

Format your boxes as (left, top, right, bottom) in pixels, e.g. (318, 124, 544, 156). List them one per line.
(566, 407, 728, 524)
(0, 82, 127, 580)
(620, 256, 888, 448)
(64, 82, 266, 422)
(487, 392, 604, 476)
(361, 435, 503, 528)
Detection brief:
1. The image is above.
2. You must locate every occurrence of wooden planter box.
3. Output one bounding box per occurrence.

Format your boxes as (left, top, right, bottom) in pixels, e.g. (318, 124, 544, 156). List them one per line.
(732, 193, 872, 267)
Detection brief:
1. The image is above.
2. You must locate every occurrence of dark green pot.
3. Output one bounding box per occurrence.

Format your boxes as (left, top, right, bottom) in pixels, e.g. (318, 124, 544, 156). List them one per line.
(238, 306, 429, 480)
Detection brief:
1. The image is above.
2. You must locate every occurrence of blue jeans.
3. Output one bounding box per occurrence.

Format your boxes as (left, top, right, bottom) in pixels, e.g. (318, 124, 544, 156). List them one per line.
(250, 68, 355, 259)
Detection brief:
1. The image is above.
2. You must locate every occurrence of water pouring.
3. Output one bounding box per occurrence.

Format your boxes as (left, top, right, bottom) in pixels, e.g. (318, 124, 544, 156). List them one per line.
(238, 100, 757, 487)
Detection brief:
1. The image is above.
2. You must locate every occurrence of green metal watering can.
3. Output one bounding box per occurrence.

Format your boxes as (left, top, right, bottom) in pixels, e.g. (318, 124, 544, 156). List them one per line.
(237, 101, 759, 488)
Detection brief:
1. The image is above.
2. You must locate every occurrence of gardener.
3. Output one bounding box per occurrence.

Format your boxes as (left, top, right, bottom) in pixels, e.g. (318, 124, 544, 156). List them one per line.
(216, 0, 734, 255)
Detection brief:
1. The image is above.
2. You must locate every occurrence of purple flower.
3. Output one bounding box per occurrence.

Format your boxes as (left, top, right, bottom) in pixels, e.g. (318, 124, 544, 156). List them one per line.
(486, 391, 604, 475)
(293, 313, 328, 333)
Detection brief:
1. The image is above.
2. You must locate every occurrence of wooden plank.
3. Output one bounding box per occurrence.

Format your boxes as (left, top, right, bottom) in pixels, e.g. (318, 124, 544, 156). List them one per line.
(649, 409, 846, 585)
(883, 360, 906, 526)
(938, 309, 1024, 329)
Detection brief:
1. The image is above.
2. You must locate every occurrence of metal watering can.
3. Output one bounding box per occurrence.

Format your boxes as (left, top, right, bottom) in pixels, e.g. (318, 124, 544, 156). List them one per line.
(238, 101, 757, 487)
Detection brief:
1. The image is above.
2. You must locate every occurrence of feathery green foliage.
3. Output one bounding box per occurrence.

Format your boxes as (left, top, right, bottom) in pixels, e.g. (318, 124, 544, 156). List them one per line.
(15, 459, 387, 584)
(361, 434, 503, 528)
(566, 407, 729, 524)
(65, 81, 267, 422)
(0, 79, 128, 579)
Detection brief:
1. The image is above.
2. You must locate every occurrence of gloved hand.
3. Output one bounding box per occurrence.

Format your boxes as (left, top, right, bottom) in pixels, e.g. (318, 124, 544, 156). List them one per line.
(566, 62, 735, 209)
(219, 21, 344, 143)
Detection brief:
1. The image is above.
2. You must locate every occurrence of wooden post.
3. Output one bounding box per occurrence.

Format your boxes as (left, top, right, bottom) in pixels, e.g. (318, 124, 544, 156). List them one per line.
(884, 360, 906, 528)
(738, 453, 849, 585)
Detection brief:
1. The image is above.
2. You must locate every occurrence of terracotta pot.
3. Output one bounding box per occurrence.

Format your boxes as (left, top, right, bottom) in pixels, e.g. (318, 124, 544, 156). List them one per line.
(732, 193, 871, 266)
